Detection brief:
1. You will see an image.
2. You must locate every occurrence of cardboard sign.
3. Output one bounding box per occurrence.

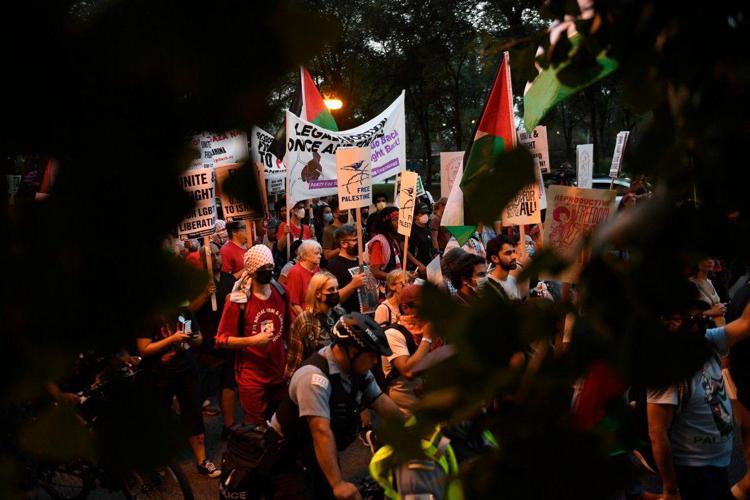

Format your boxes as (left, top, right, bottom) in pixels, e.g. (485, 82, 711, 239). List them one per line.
(267, 177, 284, 194)
(177, 167, 217, 240)
(577, 144, 594, 189)
(502, 179, 541, 226)
(250, 126, 285, 182)
(440, 152, 464, 199)
(212, 131, 260, 222)
(215, 163, 265, 222)
(285, 92, 406, 204)
(397, 171, 419, 236)
(543, 185, 617, 282)
(336, 147, 372, 210)
(518, 126, 550, 174)
(609, 131, 630, 179)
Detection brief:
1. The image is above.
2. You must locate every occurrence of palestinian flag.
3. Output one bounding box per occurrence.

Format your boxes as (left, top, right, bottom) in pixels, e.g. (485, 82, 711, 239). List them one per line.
(271, 67, 338, 158)
(443, 51, 516, 245)
(523, 26, 618, 132)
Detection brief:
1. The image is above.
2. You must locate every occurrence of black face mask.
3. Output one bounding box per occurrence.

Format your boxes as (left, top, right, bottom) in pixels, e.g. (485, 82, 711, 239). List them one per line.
(254, 269, 273, 284)
(337, 214, 349, 223)
(323, 292, 340, 307)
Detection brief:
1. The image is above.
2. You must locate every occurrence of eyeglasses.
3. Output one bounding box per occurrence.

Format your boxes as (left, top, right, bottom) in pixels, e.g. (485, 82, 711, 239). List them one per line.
(342, 239, 357, 244)
(402, 302, 418, 308)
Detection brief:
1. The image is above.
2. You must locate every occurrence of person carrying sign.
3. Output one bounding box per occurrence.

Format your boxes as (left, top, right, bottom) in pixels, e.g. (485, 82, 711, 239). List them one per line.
(326, 225, 366, 314)
(367, 207, 402, 283)
(277, 200, 315, 255)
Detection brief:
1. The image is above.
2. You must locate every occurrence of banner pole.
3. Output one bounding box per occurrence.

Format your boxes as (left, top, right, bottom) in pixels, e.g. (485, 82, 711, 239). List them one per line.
(403, 235, 409, 272)
(519, 225, 526, 258)
(285, 113, 291, 261)
(355, 207, 365, 271)
(203, 236, 218, 311)
(245, 220, 253, 244)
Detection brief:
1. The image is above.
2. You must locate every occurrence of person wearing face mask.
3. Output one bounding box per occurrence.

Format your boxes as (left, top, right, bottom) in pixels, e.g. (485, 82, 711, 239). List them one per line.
(381, 284, 436, 418)
(215, 245, 290, 425)
(314, 203, 332, 243)
(286, 240, 322, 322)
(449, 253, 487, 304)
(277, 201, 315, 255)
(405, 204, 433, 277)
(326, 225, 366, 313)
(322, 199, 348, 261)
(374, 270, 409, 326)
(365, 192, 389, 241)
(480, 234, 530, 302)
(285, 272, 346, 379)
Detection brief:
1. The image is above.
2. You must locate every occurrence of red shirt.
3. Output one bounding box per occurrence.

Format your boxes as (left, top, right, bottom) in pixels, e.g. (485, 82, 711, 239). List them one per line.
(215, 287, 289, 387)
(286, 262, 318, 322)
(221, 241, 246, 274)
(276, 222, 313, 242)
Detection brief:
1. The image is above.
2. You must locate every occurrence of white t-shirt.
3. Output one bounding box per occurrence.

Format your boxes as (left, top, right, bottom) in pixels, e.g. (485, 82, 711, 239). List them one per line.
(382, 327, 422, 394)
(481, 274, 520, 301)
(647, 327, 732, 467)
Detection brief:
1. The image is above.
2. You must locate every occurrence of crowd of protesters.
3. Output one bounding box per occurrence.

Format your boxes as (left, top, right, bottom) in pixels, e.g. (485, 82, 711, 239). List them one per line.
(45, 180, 750, 499)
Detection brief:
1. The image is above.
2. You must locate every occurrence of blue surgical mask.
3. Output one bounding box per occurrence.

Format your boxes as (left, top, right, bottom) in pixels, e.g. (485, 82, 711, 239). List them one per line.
(324, 213, 333, 223)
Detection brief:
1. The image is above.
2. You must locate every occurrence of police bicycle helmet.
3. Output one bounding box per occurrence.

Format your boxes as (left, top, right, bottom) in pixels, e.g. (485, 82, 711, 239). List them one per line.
(332, 312, 392, 357)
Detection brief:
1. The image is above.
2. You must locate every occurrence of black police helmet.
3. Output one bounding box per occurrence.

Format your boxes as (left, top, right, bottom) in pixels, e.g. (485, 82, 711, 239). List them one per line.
(332, 312, 392, 357)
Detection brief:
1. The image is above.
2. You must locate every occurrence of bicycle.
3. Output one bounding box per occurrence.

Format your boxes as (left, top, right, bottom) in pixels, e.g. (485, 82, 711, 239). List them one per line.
(31, 356, 195, 499)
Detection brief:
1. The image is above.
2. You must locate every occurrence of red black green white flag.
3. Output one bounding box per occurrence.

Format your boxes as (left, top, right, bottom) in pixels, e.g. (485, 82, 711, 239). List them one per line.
(442, 51, 516, 245)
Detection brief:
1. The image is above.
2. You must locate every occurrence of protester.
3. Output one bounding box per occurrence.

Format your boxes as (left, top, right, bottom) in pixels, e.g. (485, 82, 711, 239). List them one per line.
(374, 269, 409, 326)
(440, 247, 468, 296)
(286, 240, 322, 321)
(690, 257, 726, 326)
(366, 192, 389, 240)
(728, 277, 750, 498)
(215, 245, 289, 425)
(647, 299, 750, 500)
(267, 313, 403, 498)
(444, 229, 486, 260)
(326, 224, 366, 313)
(314, 202, 331, 244)
(450, 253, 487, 304)
(481, 234, 529, 301)
(381, 284, 434, 417)
(430, 197, 450, 252)
(277, 200, 315, 255)
(322, 199, 347, 261)
(285, 271, 345, 380)
(136, 307, 221, 478)
(367, 206, 402, 282)
(405, 203, 433, 277)
(191, 243, 237, 435)
(278, 239, 304, 287)
(220, 221, 248, 299)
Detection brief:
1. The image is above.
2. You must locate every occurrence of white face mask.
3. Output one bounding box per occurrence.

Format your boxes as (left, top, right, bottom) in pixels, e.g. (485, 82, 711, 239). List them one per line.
(294, 208, 306, 219)
(375, 201, 386, 211)
(417, 214, 429, 225)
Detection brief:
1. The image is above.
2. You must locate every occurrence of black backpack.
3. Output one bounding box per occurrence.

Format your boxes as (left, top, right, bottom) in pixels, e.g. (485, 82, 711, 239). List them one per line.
(373, 324, 418, 392)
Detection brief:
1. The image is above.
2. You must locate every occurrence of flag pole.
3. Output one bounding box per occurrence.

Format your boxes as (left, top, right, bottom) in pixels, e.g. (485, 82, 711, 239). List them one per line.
(202, 236, 218, 311)
(285, 114, 291, 261)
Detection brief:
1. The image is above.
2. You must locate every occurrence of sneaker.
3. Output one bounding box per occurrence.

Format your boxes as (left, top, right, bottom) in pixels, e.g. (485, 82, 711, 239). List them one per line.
(197, 459, 221, 479)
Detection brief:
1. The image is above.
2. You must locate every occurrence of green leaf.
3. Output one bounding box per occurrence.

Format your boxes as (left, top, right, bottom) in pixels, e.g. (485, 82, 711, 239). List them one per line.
(462, 147, 536, 224)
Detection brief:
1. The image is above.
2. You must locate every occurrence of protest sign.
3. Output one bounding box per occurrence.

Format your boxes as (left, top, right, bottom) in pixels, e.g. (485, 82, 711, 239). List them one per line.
(416, 175, 426, 198)
(502, 179, 541, 226)
(609, 131, 630, 179)
(577, 144, 594, 189)
(349, 265, 380, 315)
(543, 185, 617, 283)
(251, 126, 285, 181)
(285, 91, 406, 204)
(518, 126, 550, 174)
(440, 152, 464, 199)
(177, 167, 217, 240)
(212, 131, 262, 222)
(397, 171, 418, 237)
(336, 147, 372, 210)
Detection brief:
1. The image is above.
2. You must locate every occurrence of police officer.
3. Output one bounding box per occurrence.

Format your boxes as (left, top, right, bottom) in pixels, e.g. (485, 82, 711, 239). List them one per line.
(269, 312, 403, 499)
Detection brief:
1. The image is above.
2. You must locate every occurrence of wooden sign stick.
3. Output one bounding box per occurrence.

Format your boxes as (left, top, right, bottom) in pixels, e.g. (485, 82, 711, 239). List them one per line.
(355, 207, 365, 271)
(202, 235, 218, 311)
(403, 235, 409, 272)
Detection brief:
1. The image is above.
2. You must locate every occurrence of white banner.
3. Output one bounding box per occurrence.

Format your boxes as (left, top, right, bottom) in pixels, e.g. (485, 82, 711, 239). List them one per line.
(502, 179, 541, 226)
(250, 126, 285, 182)
(440, 152, 464, 199)
(609, 131, 629, 179)
(212, 130, 249, 167)
(336, 147, 372, 210)
(285, 92, 406, 204)
(397, 171, 418, 237)
(518, 126, 550, 174)
(577, 144, 594, 189)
